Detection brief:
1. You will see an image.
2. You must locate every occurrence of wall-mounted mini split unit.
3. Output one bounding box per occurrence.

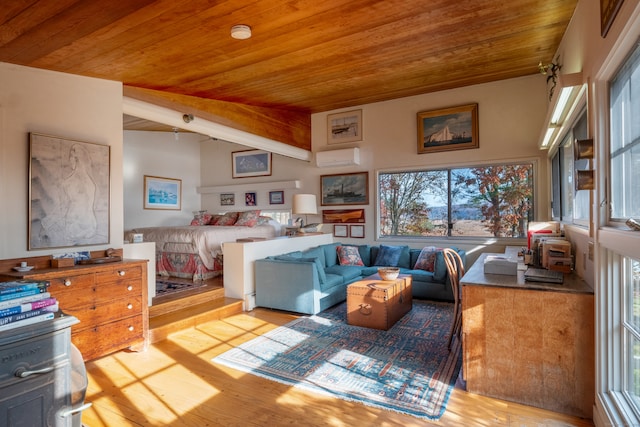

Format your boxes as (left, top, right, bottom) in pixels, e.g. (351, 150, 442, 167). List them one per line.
(315, 147, 360, 167)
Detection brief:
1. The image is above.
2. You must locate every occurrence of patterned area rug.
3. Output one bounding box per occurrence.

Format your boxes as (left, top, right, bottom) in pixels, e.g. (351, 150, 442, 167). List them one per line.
(212, 300, 461, 420)
(155, 278, 207, 297)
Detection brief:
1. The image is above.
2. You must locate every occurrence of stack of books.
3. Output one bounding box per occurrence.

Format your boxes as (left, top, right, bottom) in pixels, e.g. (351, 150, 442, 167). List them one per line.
(0, 280, 58, 332)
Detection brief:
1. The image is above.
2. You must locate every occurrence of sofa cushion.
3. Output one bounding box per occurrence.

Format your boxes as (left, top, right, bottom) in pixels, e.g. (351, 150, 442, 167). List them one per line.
(325, 265, 363, 281)
(337, 245, 364, 266)
(373, 245, 407, 267)
(303, 246, 327, 267)
(275, 254, 326, 284)
(320, 274, 344, 291)
(414, 246, 441, 272)
(403, 268, 437, 283)
(321, 242, 342, 267)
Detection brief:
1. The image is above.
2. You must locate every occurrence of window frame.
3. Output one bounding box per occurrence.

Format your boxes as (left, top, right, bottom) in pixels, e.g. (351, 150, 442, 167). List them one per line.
(374, 159, 539, 244)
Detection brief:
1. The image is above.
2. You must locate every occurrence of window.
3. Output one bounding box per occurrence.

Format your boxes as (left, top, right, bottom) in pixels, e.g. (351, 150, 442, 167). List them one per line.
(378, 163, 534, 238)
(550, 109, 589, 224)
(610, 42, 640, 221)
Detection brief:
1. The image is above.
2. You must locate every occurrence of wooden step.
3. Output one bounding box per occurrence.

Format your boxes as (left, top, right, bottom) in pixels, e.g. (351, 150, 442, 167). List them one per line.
(150, 285, 225, 317)
(149, 297, 244, 343)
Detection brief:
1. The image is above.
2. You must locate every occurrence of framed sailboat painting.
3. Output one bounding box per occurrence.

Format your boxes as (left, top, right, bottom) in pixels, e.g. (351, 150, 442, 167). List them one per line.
(417, 103, 478, 154)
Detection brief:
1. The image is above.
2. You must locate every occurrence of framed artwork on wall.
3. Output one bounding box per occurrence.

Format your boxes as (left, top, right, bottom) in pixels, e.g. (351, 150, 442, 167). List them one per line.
(600, 0, 624, 37)
(417, 103, 478, 154)
(320, 172, 369, 206)
(232, 149, 272, 178)
(269, 190, 284, 205)
(245, 192, 257, 206)
(327, 109, 362, 144)
(29, 133, 111, 249)
(334, 225, 348, 238)
(322, 209, 365, 223)
(220, 193, 235, 206)
(144, 175, 182, 210)
(350, 224, 364, 238)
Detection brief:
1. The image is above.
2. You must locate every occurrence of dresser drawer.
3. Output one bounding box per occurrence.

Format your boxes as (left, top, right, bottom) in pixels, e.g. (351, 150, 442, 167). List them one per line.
(72, 315, 144, 361)
(65, 297, 142, 330)
(95, 265, 142, 285)
(0, 326, 71, 387)
(45, 273, 95, 299)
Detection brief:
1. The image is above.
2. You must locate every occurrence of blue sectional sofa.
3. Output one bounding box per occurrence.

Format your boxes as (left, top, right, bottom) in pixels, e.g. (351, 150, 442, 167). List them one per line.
(254, 242, 465, 314)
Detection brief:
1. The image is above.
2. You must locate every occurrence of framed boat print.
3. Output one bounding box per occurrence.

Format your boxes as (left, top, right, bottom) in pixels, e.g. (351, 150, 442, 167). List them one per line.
(417, 103, 478, 154)
(321, 172, 368, 206)
(327, 109, 362, 144)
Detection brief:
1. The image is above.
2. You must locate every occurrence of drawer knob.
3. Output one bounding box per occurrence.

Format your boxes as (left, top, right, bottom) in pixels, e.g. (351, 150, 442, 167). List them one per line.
(118, 270, 126, 276)
(127, 303, 133, 309)
(127, 285, 133, 291)
(15, 366, 55, 378)
(128, 326, 134, 331)
(64, 279, 72, 287)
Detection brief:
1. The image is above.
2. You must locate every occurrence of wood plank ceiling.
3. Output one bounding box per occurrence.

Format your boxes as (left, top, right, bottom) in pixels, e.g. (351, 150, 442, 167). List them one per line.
(0, 0, 577, 149)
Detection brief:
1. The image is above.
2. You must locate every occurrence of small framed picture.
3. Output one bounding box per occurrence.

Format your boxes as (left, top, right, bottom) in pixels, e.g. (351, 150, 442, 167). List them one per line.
(350, 224, 364, 238)
(334, 224, 348, 238)
(269, 190, 284, 205)
(245, 192, 257, 206)
(144, 175, 182, 210)
(220, 193, 235, 206)
(327, 109, 362, 144)
(232, 149, 272, 178)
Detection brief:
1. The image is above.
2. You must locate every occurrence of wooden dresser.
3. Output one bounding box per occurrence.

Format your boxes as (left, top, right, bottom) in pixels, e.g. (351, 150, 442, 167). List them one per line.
(460, 252, 594, 418)
(0, 257, 148, 362)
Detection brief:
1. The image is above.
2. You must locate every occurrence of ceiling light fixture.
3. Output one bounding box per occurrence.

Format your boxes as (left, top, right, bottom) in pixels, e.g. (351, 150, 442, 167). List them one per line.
(231, 24, 252, 40)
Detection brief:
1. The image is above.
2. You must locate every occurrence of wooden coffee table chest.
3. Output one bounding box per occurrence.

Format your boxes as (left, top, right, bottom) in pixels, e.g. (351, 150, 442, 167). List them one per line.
(346, 273, 412, 330)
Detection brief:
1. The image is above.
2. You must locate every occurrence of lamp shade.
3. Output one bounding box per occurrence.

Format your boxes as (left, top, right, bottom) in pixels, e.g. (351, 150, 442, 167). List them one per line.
(292, 194, 317, 215)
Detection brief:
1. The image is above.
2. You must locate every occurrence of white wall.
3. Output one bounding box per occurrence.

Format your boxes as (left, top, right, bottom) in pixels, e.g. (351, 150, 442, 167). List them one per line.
(123, 130, 204, 229)
(0, 62, 123, 260)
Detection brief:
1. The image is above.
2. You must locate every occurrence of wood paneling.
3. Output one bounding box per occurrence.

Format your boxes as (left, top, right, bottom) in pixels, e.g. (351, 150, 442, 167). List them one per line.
(0, 0, 577, 146)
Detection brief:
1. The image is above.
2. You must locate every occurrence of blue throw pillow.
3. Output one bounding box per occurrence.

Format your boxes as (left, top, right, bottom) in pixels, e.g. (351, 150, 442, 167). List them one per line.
(373, 245, 404, 267)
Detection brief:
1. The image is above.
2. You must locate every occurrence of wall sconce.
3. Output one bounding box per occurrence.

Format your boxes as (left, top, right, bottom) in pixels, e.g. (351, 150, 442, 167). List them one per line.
(538, 72, 584, 150)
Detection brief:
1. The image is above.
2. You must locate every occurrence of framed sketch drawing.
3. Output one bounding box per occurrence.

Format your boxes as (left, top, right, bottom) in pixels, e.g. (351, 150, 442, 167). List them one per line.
(417, 103, 478, 154)
(144, 176, 182, 210)
(350, 224, 365, 238)
(29, 133, 110, 250)
(334, 225, 348, 238)
(328, 109, 362, 144)
(232, 149, 272, 178)
(321, 172, 369, 206)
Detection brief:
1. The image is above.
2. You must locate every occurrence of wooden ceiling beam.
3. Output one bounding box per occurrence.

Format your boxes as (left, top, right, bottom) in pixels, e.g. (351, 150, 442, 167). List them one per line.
(123, 86, 311, 150)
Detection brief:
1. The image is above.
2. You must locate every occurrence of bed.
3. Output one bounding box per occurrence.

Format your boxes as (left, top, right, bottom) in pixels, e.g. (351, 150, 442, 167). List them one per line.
(125, 211, 283, 281)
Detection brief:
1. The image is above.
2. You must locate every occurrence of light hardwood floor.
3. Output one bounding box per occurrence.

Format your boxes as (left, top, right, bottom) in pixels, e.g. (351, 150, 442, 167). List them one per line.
(81, 306, 595, 427)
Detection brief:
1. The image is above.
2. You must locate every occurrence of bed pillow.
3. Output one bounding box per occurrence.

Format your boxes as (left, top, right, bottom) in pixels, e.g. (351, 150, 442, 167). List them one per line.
(337, 245, 364, 266)
(208, 214, 223, 225)
(190, 212, 213, 226)
(413, 246, 441, 272)
(235, 210, 261, 227)
(373, 245, 404, 267)
(215, 211, 239, 226)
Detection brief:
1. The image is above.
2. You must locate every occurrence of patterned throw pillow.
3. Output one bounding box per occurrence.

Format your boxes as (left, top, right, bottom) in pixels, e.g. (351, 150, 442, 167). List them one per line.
(235, 210, 261, 227)
(215, 211, 239, 226)
(414, 246, 441, 272)
(190, 213, 213, 226)
(337, 245, 364, 266)
(208, 214, 223, 225)
(373, 245, 404, 267)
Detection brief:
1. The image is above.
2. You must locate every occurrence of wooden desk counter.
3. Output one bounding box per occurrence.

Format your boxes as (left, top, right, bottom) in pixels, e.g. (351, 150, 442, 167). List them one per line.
(461, 253, 594, 419)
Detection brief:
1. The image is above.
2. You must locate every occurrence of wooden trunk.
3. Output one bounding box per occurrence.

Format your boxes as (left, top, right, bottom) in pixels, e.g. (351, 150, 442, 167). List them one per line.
(346, 274, 412, 330)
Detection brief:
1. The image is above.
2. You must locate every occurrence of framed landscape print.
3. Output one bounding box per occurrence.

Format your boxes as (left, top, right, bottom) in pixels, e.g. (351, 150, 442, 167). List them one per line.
(29, 133, 110, 249)
(417, 103, 478, 154)
(232, 149, 272, 178)
(327, 109, 362, 144)
(321, 172, 369, 206)
(144, 175, 182, 210)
